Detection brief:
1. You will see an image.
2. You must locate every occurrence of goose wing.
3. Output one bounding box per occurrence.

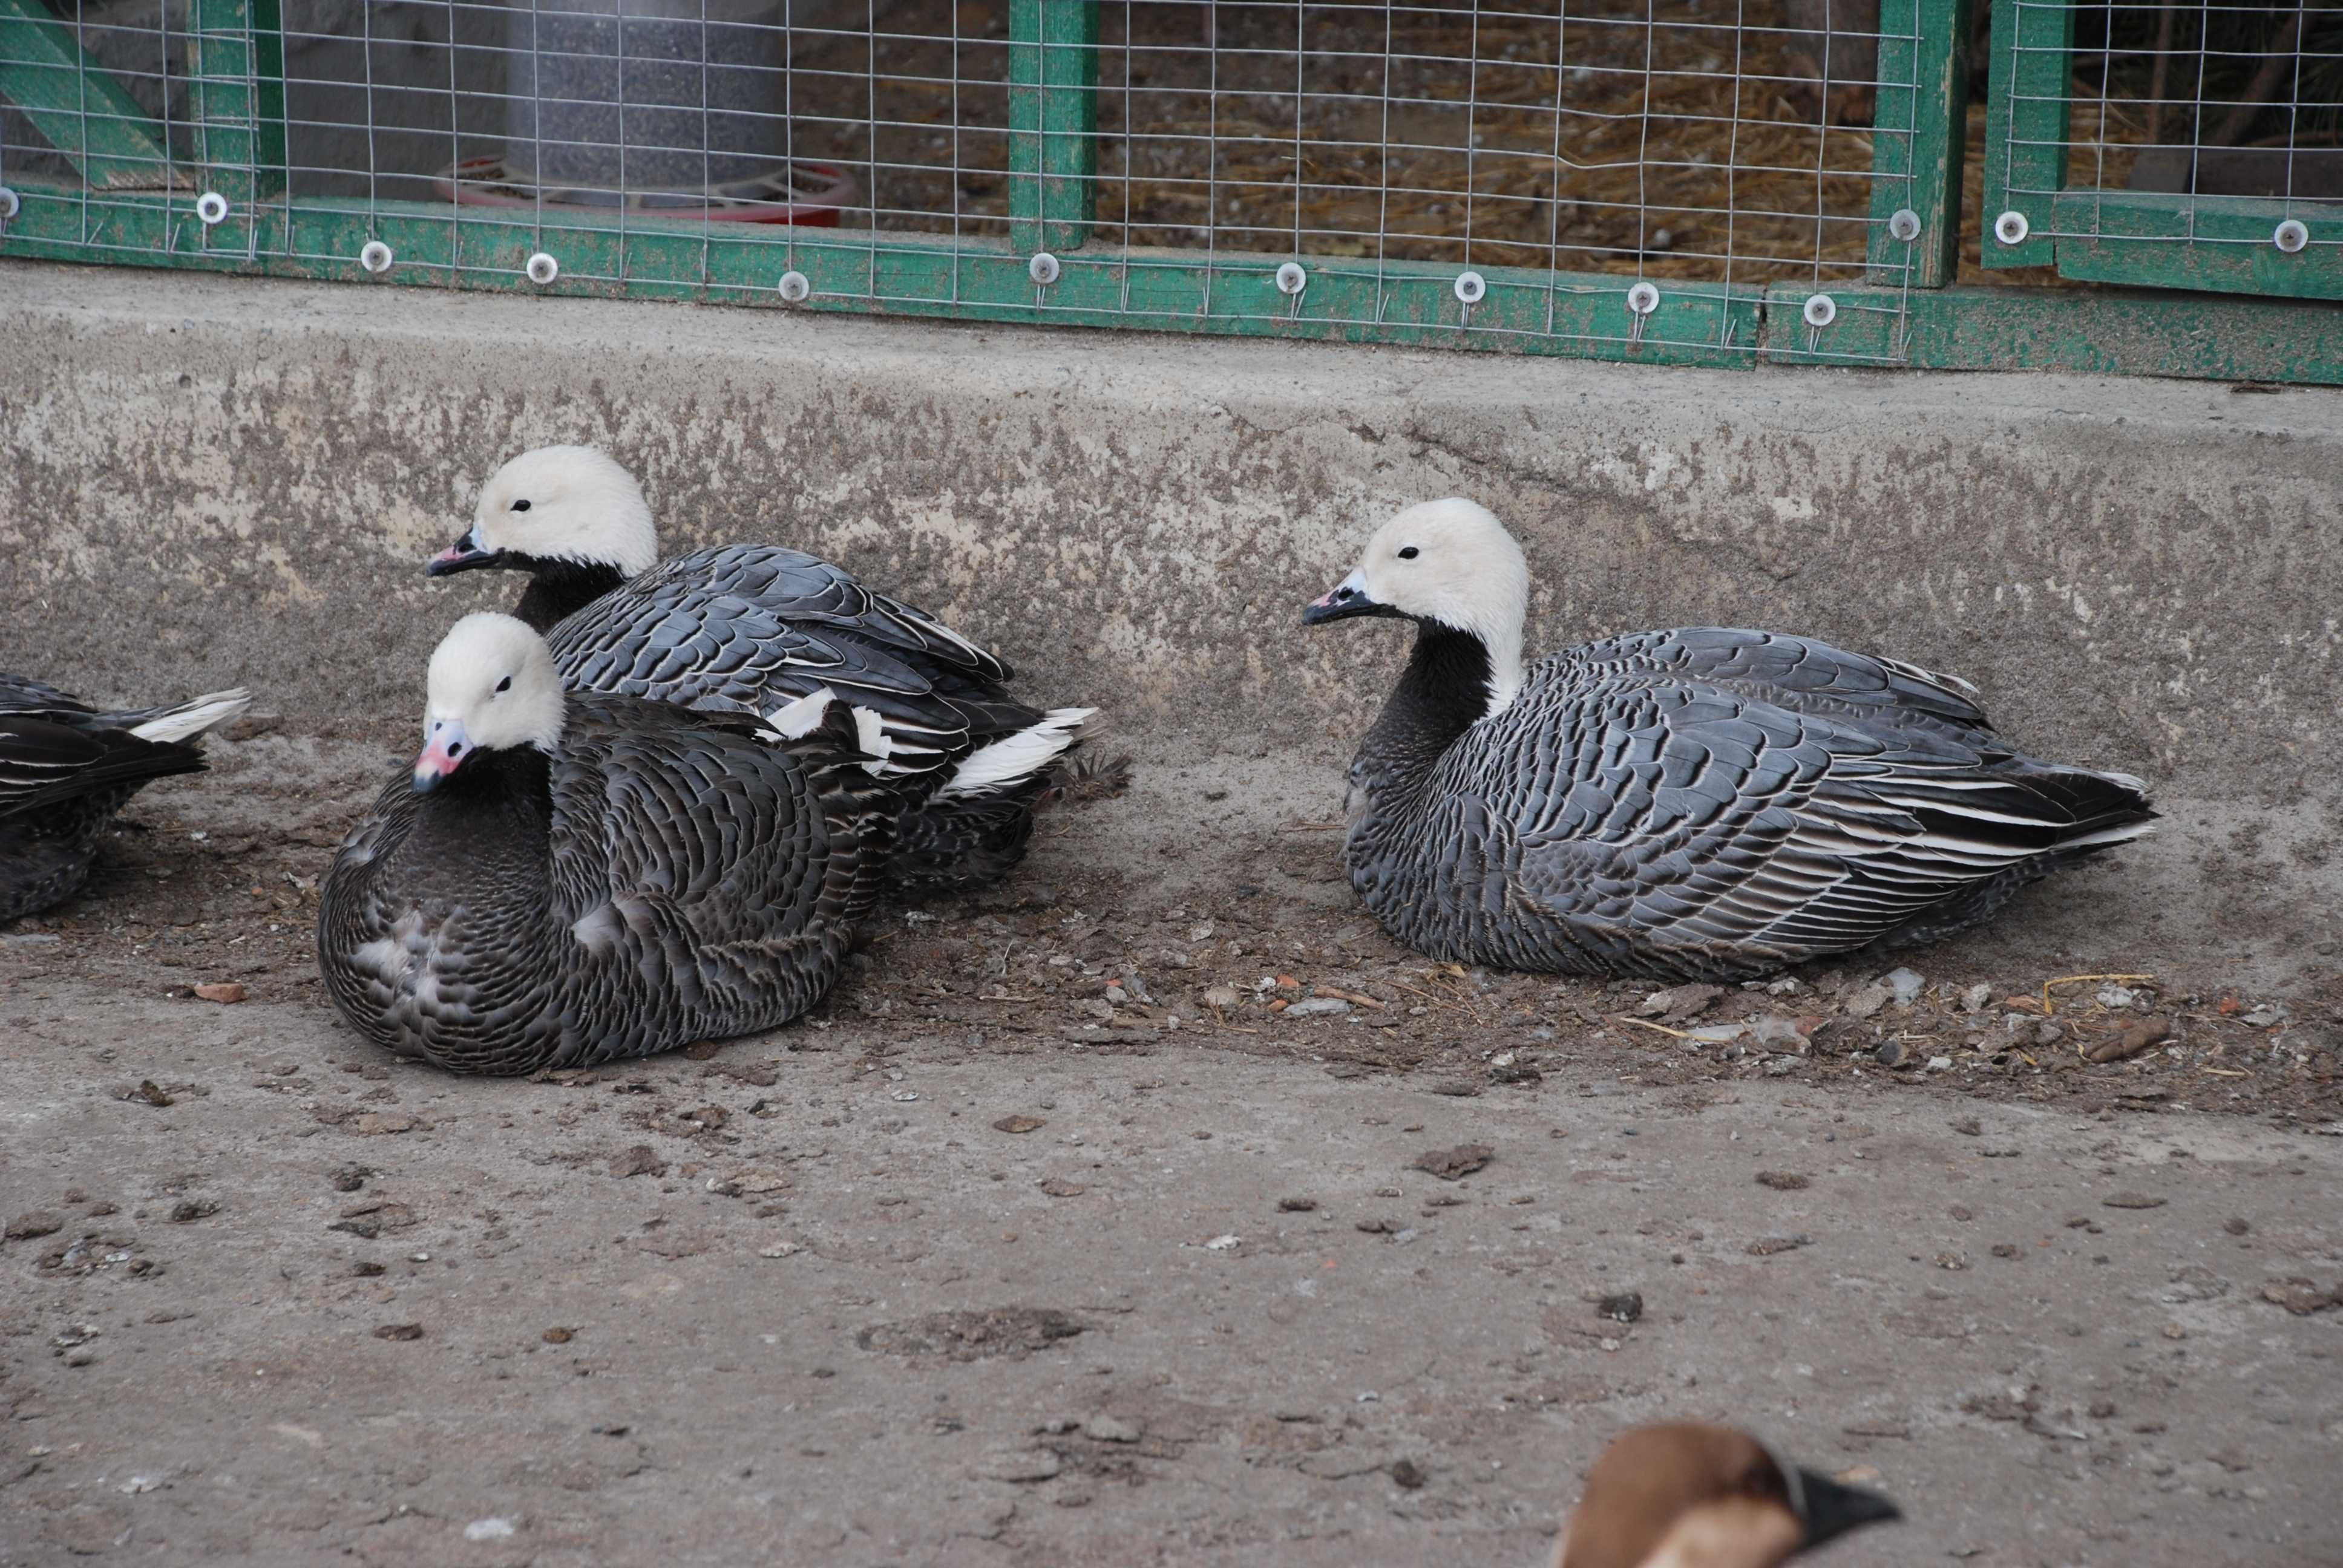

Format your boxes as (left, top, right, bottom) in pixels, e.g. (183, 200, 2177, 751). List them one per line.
(1488, 679, 2130, 969)
(547, 546, 1027, 780)
(1575, 628, 1991, 732)
(0, 715, 207, 819)
(0, 675, 97, 719)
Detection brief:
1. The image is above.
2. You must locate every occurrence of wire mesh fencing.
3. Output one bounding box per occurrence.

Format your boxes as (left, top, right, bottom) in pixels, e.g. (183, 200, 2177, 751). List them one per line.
(1985, 0, 2339, 294)
(1, 0, 2334, 368)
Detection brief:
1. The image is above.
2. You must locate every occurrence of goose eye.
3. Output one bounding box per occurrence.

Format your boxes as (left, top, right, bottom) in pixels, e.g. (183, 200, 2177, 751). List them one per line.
(510, 498, 531, 513)
(1397, 546, 1419, 560)
(495, 676, 513, 693)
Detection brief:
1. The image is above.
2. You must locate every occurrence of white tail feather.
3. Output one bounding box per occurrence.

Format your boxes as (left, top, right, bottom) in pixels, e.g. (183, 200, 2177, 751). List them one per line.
(936, 707, 1096, 800)
(129, 688, 251, 745)
(763, 687, 838, 740)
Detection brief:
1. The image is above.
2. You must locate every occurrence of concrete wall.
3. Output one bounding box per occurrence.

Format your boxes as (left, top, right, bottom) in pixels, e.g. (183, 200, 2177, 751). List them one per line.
(4, 259, 2339, 805)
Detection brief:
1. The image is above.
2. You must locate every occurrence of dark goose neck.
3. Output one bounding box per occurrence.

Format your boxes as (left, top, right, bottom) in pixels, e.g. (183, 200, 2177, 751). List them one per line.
(401, 746, 557, 903)
(510, 557, 628, 632)
(1361, 621, 1495, 781)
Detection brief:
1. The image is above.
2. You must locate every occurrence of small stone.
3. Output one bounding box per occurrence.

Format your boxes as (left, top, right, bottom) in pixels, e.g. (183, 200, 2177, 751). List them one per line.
(1949, 1204, 1973, 1221)
(1990, 1243, 2023, 1259)
(4, 1212, 64, 1241)
(1951, 1117, 1982, 1136)
(2259, 1278, 2342, 1315)
(1083, 1416, 1141, 1443)
(1755, 1171, 1810, 1191)
(1883, 967, 1925, 1006)
(330, 1165, 371, 1193)
(610, 1145, 667, 1178)
(64, 1346, 98, 1367)
(1202, 1234, 1240, 1250)
(1844, 983, 1892, 1020)
(542, 1327, 574, 1344)
(1283, 997, 1351, 1018)
(352, 1112, 418, 1136)
(1037, 1178, 1086, 1198)
(1202, 984, 1242, 1011)
(2102, 1192, 2169, 1210)
(1596, 1291, 1644, 1323)
(2224, 1217, 2251, 1236)
(1277, 1197, 1317, 1212)
(975, 1448, 1062, 1483)
(1413, 1143, 1494, 1181)
(463, 1518, 517, 1542)
(169, 1198, 219, 1223)
(1763, 1056, 1797, 1076)
(1875, 1040, 1913, 1069)
(1748, 1235, 1810, 1256)
(2086, 1016, 2172, 1064)
(372, 1323, 424, 1341)
(1389, 1457, 1427, 1490)
(992, 1115, 1046, 1135)
(758, 1242, 802, 1258)
(193, 981, 246, 1004)
(1961, 983, 1993, 1013)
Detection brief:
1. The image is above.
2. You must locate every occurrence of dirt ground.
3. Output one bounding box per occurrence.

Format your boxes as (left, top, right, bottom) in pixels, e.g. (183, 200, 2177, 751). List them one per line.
(4, 730, 2341, 1566)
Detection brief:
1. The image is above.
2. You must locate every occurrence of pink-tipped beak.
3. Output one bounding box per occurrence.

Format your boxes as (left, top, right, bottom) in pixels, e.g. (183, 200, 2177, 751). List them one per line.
(425, 528, 502, 577)
(412, 718, 471, 793)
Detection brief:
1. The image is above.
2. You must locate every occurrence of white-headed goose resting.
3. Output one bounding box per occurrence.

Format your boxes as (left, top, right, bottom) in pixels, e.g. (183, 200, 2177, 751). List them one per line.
(317, 613, 886, 1075)
(1553, 1423, 1900, 1568)
(2, 676, 249, 923)
(424, 445, 1101, 895)
(1305, 500, 2156, 981)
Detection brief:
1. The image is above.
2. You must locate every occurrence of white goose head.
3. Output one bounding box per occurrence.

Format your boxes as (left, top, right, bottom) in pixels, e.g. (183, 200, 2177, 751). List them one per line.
(1304, 498, 1532, 714)
(428, 445, 660, 580)
(413, 612, 566, 793)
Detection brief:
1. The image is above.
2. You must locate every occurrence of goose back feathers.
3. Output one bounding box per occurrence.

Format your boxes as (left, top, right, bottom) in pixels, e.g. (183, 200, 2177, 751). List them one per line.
(1, 677, 250, 923)
(1309, 500, 2156, 981)
(318, 614, 885, 1074)
(430, 448, 1096, 895)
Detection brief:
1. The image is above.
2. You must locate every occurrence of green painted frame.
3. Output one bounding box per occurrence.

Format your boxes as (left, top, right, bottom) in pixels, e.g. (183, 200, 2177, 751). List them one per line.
(1981, 0, 2339, 299)
(2, 0, 2338, 381)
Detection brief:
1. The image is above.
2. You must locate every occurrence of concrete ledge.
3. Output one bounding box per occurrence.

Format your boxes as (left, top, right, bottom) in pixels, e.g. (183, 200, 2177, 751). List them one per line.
(4, 259, 2339, 808)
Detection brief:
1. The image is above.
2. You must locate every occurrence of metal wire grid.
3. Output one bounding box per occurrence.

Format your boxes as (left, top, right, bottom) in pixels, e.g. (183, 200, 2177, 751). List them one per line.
(2, 0, 1933, 358)
(2001, 0, 2339, 250)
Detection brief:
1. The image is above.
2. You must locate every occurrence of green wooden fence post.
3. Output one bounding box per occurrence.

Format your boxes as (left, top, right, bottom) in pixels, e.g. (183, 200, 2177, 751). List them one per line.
(189, 0, 286, 222)
(1867, 0, 1972, 286)
(1979, 0, 2071, 269)
(1008, 0, 1098, 255)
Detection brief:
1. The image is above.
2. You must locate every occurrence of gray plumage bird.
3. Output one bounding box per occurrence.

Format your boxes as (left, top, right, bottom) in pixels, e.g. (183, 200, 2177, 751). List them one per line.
(317, 613, 886, 1075)
(423, 446, 1099, 896)
(1, 676, 249, 923)
(1305, 500, 2157, 981)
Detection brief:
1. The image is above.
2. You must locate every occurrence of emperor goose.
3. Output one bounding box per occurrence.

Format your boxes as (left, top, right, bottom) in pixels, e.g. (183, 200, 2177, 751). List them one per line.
(1305, 500, 2155, 981)
(425, 445, 1099, 895)
(317, 613, 885, 1075)
(2, 676, 249, 923)
(1553, 1424, 1899, 1568)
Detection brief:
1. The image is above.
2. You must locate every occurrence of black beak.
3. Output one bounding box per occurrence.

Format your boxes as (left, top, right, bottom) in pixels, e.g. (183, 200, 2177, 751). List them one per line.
(1794, 1468, 1902, 1553)
(425, 529, 505, 578)
(1303, 580, 1400, 626)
